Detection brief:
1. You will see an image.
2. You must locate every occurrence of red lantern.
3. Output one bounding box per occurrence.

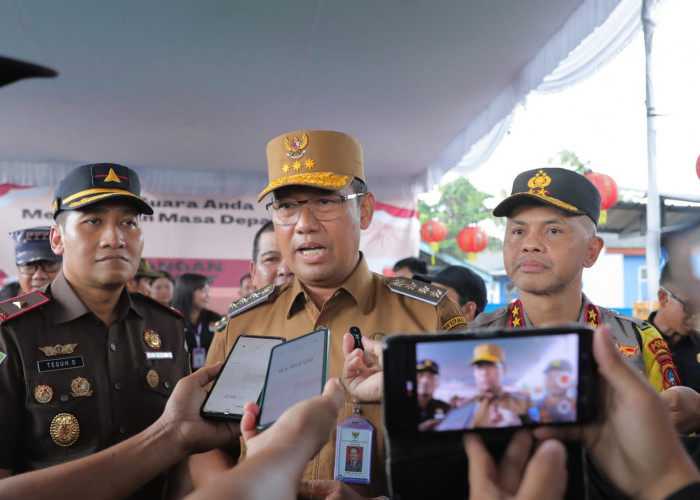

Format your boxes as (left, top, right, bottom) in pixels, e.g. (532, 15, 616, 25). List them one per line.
(584, 171, 618, 211)
(457, 226, 488, 254)
(421, 220, 447, 264)
(420, 220, 447, 243)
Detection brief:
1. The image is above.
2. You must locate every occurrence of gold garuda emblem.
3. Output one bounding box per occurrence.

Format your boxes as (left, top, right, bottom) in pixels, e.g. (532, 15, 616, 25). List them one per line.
(284, 133, 308, 159)
(526, 169, 552, 195)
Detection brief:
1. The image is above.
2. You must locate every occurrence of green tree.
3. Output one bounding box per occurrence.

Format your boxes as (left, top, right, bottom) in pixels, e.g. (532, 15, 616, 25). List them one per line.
(418, 177, 503, 258)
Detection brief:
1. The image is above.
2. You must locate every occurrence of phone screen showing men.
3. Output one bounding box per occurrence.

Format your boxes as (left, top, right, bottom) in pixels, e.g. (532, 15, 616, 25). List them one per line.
(415, 333, 579, 431)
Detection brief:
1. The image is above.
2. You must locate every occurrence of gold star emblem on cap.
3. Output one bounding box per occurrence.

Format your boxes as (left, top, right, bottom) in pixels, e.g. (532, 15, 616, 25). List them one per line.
(293, 160, 302, 171)
(282, 163, 291, 174)
(305, 159, 315, 170)
(104, 168, 121, 183)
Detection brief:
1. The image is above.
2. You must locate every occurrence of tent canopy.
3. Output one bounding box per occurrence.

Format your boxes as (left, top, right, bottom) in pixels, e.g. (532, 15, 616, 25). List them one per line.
(0, 0, 627, 198)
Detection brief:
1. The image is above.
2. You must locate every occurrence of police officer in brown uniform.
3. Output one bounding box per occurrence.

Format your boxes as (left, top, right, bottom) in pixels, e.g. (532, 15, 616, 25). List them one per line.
(0, 163, 190, 498)
(470, 167, 678, 393)
(191, 130, 466, 497)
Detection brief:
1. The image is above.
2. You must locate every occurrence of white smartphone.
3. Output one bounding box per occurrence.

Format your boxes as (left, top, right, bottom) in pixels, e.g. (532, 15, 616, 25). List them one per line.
(200, 335, 285, 420)
(257, 327, 330, 430)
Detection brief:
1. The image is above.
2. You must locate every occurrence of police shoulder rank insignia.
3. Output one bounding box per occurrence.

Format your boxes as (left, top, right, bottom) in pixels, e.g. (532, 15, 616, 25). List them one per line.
(227, 284, 276, 318)
(386, 278, 447, 305)
(0, 291, 50, 322)
(143, 330, 162, 350)
(38, 343, 78, 357)
(50, 413, 80, 447)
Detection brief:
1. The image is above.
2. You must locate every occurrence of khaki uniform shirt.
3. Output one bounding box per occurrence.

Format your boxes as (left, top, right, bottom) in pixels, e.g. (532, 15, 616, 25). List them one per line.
(206, 256, 466, 497)
(437, 391, 533, 430)
(471, 294, 679, 392)
(0, 272, 189, 499)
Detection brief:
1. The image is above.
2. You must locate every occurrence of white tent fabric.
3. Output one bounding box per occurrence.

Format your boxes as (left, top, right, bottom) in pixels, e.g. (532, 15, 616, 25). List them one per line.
(0, 0, 636, 198)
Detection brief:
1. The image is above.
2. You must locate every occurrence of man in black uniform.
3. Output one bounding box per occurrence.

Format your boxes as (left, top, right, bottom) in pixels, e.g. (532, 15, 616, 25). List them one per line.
(0, 163, 190, 498)
(416, 359, 451, 430)
(10, 226, 62, 294)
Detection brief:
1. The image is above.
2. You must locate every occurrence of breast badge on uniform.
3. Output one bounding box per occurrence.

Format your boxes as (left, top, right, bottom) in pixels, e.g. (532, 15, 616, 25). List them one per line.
(50, 413, 80, 447)
(386, 278, 446, 305)
(143, 330, 162, 350)
(37, 343, 78, 357)
(70, 377, 92, 397)
(34, 384, 54, 403)
(146, 369, 160, 388)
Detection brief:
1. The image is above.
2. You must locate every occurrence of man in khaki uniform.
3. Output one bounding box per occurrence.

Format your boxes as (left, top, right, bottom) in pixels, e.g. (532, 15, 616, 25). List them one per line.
(437, 343, 533, 430)
(471, 167, 679, 393)
(191, 129, 466, 497)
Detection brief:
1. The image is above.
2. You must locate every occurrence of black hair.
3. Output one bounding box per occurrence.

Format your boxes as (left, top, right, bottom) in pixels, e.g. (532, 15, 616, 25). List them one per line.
(239, 273, 251, 286)
(171, 273, 209, 316)
(252, 221, 275, 262)
(393, 257, 428, 276)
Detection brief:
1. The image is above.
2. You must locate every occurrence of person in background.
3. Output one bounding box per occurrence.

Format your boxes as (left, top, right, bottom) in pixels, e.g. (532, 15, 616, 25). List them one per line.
(648, 261, 700, 393)
(172, 273, 221, 370)
(415, 265, 487, 323)
(416, 359, 451, 430)
(239, 273, 254, 297)
(249, 221, 294, 289)
(125, 258, 163, 295)
(392, 256, 428, 278)
(10, 226, 62, 293)
(152, 271, 176, 306)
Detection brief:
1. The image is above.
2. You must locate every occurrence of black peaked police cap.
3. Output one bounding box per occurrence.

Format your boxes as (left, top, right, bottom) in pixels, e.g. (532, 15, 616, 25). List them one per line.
(493, 168, 602, 226)
(53, 163, 153, 218)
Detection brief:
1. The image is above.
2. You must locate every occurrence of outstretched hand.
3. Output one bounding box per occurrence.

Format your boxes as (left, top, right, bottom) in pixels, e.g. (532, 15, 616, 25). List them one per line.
(464, 431, 567, 500)
(157, 363, 240, 455)
(341, 332, 384, 403)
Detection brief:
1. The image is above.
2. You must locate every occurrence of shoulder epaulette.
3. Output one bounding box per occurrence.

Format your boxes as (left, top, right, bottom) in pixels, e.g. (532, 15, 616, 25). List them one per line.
(385, 277, 447, 306)
(600, 306, 645, 327)
(0, 290, 50, 323)
(133, 292, 184, 318)
(227, 284, 276, 318)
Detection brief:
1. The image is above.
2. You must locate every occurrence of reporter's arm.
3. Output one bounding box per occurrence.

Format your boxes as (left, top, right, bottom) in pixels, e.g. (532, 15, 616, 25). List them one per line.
(534, 325, 700, 500)
(0, 364, 240, 500)
(187, 379, 344, 500)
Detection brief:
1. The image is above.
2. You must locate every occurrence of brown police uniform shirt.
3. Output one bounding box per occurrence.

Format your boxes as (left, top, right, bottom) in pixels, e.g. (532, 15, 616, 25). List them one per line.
(471, 294, 679, 392)
(206, 255, 466, 497)
(0, 272, 189, 499)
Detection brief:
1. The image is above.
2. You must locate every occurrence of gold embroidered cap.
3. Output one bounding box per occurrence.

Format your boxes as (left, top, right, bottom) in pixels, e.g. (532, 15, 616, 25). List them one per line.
(258, 130, 365, 202)
(493, 168, 602, 226)
(53, 163, 153, 218)
(470, 343, 505, 364)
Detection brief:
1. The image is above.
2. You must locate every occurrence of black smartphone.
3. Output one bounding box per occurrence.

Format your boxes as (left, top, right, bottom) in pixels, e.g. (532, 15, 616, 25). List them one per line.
(200, 334, 286, 420)
(257, 327, 330, 430)
(383, 325, 598, 433)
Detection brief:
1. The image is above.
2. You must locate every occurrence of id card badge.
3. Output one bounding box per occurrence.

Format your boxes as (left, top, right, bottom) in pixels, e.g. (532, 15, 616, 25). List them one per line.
(192, 347, 206, 369)
(334, 417, 373, 484)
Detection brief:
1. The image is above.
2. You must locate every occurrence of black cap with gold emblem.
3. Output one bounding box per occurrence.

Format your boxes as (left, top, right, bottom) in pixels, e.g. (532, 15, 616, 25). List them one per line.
(493, 168, 602, 226)
(52, 163, 153, 218)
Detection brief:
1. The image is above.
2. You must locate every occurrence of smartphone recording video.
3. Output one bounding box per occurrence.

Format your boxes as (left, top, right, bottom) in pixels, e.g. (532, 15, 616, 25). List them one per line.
(383, 326, 597, 433)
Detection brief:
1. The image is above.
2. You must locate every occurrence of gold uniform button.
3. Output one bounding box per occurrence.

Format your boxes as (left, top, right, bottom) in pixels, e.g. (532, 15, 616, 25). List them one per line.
(146, 369, 159, 388)
(50, 413, 80, 447)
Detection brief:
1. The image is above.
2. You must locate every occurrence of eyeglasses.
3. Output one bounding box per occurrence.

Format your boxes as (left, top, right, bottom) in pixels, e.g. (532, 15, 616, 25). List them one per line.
(266, 193, 364, 225)
(660, 286, 693, 313)
(17, 261, 61, 275)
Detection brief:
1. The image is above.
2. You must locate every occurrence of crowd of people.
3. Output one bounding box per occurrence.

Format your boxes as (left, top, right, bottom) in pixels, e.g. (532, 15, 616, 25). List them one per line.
(0, 128, 699, 500)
